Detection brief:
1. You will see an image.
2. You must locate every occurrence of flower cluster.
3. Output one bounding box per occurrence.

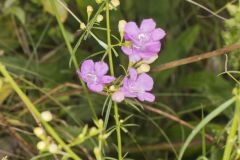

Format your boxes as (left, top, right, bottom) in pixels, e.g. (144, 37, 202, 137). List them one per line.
(78, 19, 166, 103)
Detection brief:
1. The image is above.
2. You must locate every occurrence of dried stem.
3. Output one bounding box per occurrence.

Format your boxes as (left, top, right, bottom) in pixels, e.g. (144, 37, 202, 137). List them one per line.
(152, 43, 240, 72)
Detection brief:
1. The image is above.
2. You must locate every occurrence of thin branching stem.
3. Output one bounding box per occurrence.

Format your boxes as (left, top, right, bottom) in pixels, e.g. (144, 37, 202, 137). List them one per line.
(105, 1, 123, 159)
(0, 64, 81, 160)
(49, 0, 97, 120)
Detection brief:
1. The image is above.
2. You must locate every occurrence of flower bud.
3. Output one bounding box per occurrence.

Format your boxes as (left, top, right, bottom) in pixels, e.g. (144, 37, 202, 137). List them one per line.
(41, 111, 53, 122)
(37, 141, 46, 151)
(143, 55, 158, 64)
(48, 143, 58, 153)
(98, 119, 103, 129)
(80, 22, 86, 30)
(87, 5, 93, 17)
(112, 91, 125, 103)
(109, 85, 116, 91)
(226, 3, 238, 15)
(94, 147, 101, 160)
(118, 20, 127, 39)
(95, 0, 103, 4)
(96, 14, 104, 23)
(137, 64, 150, 73)
(103, 133, 109, 139)
(118, 20, 126, 32)
(89, 127, 98, 136)
(237, 148, 240, 155)
(34, 127, 44, 137)
(110, 0, 120, 8)
(232, 87, 240, 95)
(78, 125, 88, 139)
(98, 134, 108, 141)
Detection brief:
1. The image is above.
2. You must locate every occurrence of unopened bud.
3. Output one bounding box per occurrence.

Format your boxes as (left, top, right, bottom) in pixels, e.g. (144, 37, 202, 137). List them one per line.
(94, 147, 101, 160)
(118, 20, 127, 39)
(41, 111, 53, 122)
(95, 0, 103, 4)
(110, 0, 120, 8)
(48, 143, 58, 153)
(96, 15, 104, 23)
(98, 133, 109, 141)
(37, 141, 46, 151)
(103, 133, 109, 139)
(112, 91, 125, 103)
(98, 119, 103, 129)
(87, 5, 93, 17)
(89, 127, 98, 136)
(34, 127, 44, 137)
(226, 3, 238, 15)
(137, 64, 150, 73)
(80, 22, 86, 30)
(237, 148, 240, 155)
(109, 85, 116, 91)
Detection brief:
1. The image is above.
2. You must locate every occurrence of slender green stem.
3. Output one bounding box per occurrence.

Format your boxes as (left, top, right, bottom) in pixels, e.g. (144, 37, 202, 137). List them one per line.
(201, 107, 206, 157)
(106, 0, 114, 76)
(114, 102, 122, 160)
(105, 1, 122, 159)
(0, 64, 81, 160)
(49, 0, 97, 120)
(222, 93, 240, 160)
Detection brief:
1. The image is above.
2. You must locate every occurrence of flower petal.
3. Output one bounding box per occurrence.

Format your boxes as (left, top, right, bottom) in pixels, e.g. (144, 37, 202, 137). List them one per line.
(121, 46, 133, 55)
(94, 61, 108, 76)
(122, 77, 129, 87)
(143, 55, 158, 64)
(87, 83, 104, 92)
(125, 22, 139, 37)
(137, 73, 153, 91)
(145, 41, 161, 53)
(101, 75, 115, 84)
(122, 88, 137, 98)
(138, 92, 155, 102)
(128, 68, 138, 81)
(80, 60, 94, 75)
(140, 19, 156, 32)
(129, 54, 141, 63)
(152, 28, 166, 41)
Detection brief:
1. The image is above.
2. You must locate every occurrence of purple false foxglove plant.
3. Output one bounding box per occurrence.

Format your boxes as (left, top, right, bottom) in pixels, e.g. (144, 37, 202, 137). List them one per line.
(121, 18, 166, 63)
(78, 60, 115, 92)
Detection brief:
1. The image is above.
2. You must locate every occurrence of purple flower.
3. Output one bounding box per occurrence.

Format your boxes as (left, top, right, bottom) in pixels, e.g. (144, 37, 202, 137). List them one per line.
(78, 60, 115, 92)
(120, 68, 155, 102)
(121, 19, 166, 62)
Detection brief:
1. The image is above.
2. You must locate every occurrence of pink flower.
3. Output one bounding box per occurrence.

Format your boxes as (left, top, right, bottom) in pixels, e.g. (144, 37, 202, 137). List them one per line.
(120, 68, 155, 102)
(121, 19, 166, 62)
(78, 60, 115, 92)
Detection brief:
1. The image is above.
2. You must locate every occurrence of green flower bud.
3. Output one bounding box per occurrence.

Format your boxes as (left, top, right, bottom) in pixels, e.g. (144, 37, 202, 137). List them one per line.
(96, 0, 103, 4)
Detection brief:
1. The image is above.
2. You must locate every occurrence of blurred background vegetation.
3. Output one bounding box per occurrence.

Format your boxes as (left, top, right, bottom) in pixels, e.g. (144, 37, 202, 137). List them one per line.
(0, 0, 239, 159)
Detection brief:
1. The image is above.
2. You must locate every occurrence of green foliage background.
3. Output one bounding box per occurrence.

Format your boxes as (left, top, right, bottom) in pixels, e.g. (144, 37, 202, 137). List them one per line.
(0, 0, 239, 159)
